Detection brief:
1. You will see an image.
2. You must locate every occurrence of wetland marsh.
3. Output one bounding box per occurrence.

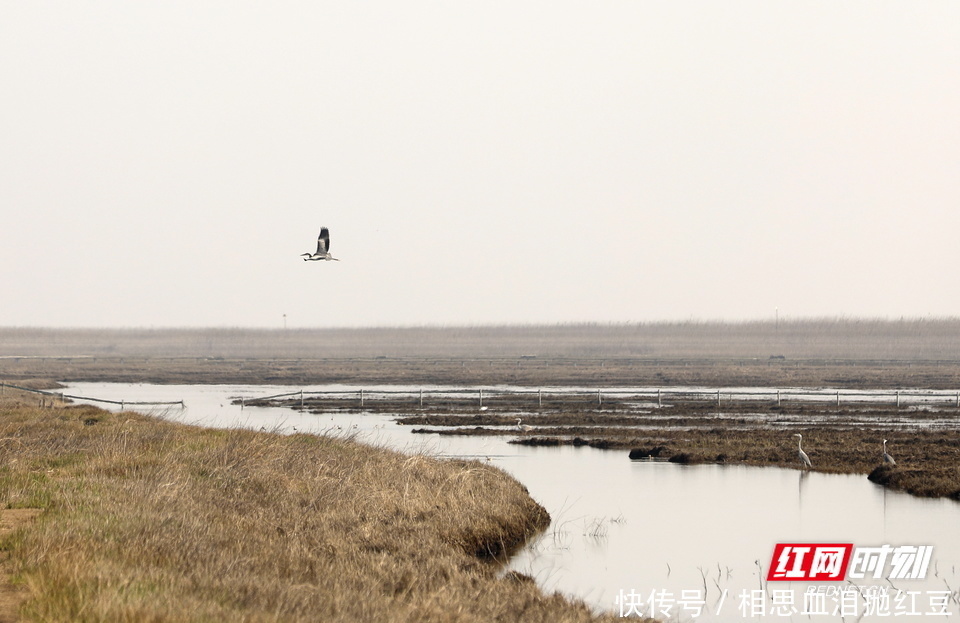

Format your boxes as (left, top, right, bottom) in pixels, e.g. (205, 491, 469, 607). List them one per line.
(3, 322, 960, 620)
(44, 381, 960, 621)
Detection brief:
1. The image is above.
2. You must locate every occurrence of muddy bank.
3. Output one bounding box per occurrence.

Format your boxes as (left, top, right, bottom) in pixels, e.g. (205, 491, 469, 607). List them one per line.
(230, 384, 960, 501)
(383, 402, 960, 501)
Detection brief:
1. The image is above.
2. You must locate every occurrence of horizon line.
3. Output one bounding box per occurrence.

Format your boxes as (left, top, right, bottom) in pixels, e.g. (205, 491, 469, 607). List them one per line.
(3, 315, 960, 332)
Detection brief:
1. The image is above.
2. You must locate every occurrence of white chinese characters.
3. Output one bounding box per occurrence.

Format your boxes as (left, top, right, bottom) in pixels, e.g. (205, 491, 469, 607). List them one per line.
(848, 545, 933, 580)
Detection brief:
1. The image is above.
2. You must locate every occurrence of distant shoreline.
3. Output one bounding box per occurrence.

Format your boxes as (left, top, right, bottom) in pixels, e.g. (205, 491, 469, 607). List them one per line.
(5, 355, 960, 390)
(3, 318, 960, 362)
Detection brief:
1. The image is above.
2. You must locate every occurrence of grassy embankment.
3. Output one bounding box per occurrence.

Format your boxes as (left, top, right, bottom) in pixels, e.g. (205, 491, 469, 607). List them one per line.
(0, 390, 626, 622)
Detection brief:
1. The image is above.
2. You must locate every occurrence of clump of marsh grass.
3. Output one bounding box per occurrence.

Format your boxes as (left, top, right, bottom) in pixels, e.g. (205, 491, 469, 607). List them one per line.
(868, 464, 960, 500)
(0, 395, 619, 622)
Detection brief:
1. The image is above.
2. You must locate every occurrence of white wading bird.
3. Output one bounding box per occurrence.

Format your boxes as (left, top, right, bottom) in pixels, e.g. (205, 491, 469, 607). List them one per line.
(794, 433, 812, 469)
(882, 439, 896, 466)
(301, 227, 339, 262)
(516, 418, 533, 432)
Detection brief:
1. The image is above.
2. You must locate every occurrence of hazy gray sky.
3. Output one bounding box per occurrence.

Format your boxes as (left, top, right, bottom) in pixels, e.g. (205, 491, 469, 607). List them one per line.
(2, 2, 958, 328)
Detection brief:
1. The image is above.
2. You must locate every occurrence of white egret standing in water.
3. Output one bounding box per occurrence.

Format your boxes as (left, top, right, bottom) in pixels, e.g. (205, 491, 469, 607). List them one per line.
(794, 433, 812, 469)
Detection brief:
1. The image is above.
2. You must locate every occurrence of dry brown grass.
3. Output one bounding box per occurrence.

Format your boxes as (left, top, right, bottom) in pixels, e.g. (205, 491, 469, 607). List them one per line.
(0, 392, 624, 622)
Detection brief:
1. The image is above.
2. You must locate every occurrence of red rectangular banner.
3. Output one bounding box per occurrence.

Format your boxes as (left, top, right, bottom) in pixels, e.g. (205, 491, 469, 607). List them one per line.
(767, 543, 854, 581)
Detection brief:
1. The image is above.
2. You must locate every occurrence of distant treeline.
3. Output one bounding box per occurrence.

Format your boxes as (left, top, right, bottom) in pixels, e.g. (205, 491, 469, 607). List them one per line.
(2, 320, 960, 361)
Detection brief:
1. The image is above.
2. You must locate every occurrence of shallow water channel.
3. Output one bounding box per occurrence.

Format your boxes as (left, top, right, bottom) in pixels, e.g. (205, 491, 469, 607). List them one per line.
(61, 382, 960, 622)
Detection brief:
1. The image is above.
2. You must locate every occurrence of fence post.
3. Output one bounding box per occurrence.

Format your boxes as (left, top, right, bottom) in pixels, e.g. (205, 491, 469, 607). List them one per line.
(717, 389, 721, 407)
(479, 388, 483, 409)
(836, 391, 840, 407)
(657, 388, 662, 408)
(896, 390, 900, 408)
(598, 389, 602, 406)
(777, 390, 781, 407)
(360, 389, 364, 408)
(419, 388, 423, 408)
(300, 390, 304, 410)
(538, 389, 542, 408)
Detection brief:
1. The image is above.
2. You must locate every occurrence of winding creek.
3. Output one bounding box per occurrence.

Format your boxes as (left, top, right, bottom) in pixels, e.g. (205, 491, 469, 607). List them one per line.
(60, 382, 960, 622)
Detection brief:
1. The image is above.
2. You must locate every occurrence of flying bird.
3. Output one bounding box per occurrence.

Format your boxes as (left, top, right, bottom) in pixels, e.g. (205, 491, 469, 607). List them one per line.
(301, 227, 339, 262)
(794, 433, 812, 469)
(882, 439, 896, 466)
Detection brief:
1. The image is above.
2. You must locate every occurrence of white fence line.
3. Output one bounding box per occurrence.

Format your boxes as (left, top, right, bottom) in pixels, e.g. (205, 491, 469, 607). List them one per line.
(6, 379, 956, 411)
(0, 381, 184, 409)
(242, 386, 960, 409)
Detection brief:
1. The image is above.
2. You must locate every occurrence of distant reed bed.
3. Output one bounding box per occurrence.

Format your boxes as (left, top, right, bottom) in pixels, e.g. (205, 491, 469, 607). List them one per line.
(3, 318, 960, 360)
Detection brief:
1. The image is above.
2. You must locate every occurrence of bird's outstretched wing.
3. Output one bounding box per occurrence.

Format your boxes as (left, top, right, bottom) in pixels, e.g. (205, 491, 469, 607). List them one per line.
(317, 227, 331, 254)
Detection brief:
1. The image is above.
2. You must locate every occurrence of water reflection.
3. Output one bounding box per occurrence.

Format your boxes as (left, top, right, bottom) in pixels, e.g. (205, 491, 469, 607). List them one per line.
(62, 383, 960, 621)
